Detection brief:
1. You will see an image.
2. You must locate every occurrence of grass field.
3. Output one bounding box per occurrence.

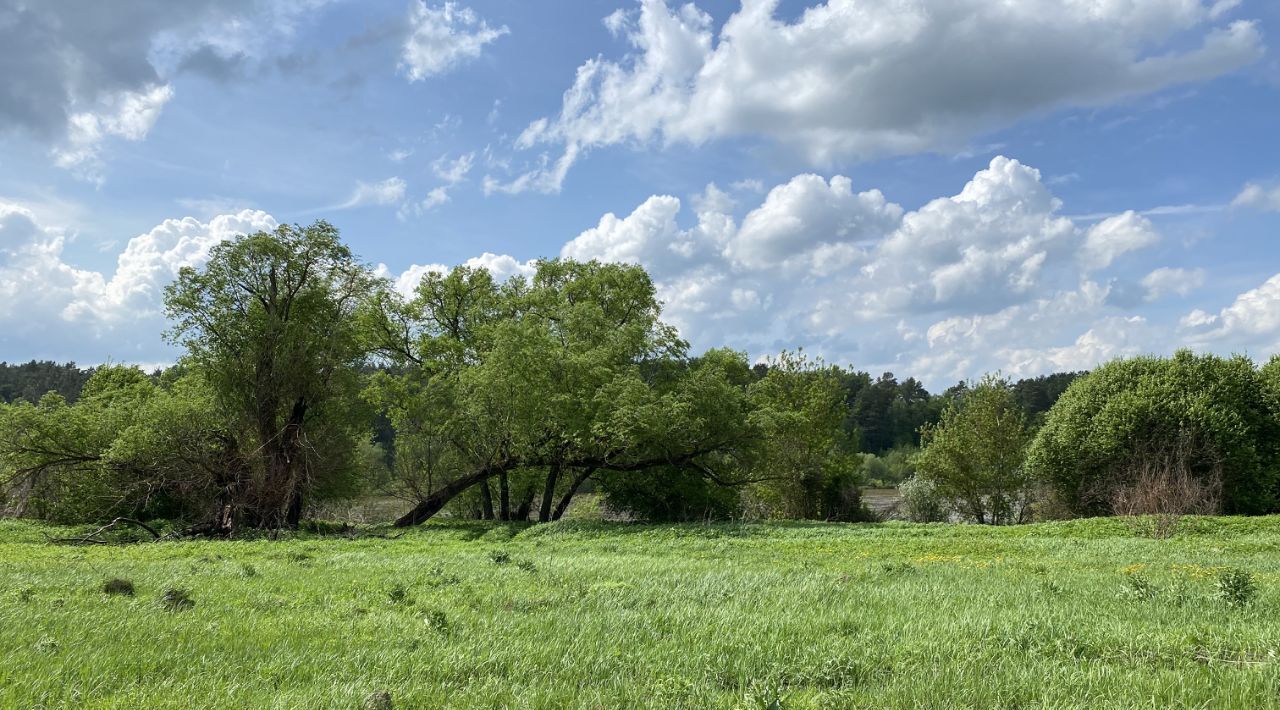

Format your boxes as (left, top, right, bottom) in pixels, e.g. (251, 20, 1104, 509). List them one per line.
(2, 516, 1279, 708)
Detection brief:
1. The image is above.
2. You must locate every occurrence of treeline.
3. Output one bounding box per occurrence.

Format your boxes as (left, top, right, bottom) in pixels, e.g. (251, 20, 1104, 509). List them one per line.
(0, 361, 96, 405)
(1, 221, 1274, 532)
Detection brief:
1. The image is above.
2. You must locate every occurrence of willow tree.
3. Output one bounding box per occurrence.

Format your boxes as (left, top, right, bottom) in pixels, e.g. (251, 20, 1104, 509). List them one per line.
(363, 259, 754, 526)
(165, 221, 376, 528)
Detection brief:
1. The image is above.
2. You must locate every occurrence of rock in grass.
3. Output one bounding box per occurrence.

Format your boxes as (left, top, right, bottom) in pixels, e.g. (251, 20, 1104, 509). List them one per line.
(160, 588, 195, 611)
(363, 690, 393, 709)
(102, 578, 135, 596)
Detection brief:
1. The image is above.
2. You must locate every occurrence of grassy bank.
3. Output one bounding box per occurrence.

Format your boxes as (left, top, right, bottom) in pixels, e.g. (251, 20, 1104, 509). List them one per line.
(2, 517, 1279, 708)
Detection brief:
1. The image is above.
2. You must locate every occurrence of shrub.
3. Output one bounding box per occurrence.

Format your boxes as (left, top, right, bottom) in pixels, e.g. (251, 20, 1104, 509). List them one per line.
(915, 375, 1034, 524)
(1027, 351, 1280, 516)
(898, 475, 946, 522)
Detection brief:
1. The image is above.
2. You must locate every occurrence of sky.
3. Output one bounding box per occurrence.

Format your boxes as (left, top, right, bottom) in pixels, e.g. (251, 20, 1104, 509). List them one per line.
(1, 0, 1279, 390)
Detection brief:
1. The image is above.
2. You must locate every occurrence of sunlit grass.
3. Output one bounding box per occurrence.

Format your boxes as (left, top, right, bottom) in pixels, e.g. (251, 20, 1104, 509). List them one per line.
(2, 517, 1279, 708)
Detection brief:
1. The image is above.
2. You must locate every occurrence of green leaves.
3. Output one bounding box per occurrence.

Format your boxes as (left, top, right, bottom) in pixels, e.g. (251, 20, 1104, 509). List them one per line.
(916, 375, 1033, 524)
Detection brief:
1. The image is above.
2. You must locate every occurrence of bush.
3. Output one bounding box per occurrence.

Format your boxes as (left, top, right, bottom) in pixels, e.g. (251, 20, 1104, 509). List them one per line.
(898, 475, 947, 522)
(915, 375, 1033, 524)
(598, 466, 740, 522)
(1027, 351, 1280, 516)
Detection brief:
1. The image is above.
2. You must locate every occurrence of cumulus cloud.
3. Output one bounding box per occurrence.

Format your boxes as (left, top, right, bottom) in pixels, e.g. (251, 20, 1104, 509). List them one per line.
(547, 155, 1183, 385)
(400, 1, 509, 80)
(1232, 183, 1280, 211)
(1141, 267, 1206, 301)
(1080, 211, 1160, 272)
(1180, 274, 1280, 353)
(490, 0, 1263, 193)
(0, 0, 329, 177)
(0, 202, 275, 361)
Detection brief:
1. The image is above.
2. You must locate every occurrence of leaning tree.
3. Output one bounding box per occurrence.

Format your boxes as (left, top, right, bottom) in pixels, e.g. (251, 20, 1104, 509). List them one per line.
(362, 258, 757, 526)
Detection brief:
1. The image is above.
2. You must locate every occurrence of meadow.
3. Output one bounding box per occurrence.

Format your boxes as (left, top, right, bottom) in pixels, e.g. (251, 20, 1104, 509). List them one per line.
(2, 516, 1279, 709)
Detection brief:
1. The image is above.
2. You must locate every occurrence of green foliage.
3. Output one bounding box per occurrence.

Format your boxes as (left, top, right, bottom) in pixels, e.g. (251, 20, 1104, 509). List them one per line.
(364, 260, 755, 524)
(0, 360, 95, 405)
(165, 221, 378, 527)
(0, 366, 226, 522)
(859, 444, 918, 487)
(1027, 351, 1280, 516)
(897, 474, 946, 523)
(745, 351, 866, 521)
(1214, 568, 1256, 608)
(916, 375, 1033, 524)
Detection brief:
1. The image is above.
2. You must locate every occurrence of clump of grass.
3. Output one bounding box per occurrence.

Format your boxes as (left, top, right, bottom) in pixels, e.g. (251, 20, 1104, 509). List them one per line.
(516, 559, 537, 573)
(363, 690, 393, 710)
(387, 583, 410, 604)
(102, 578, 135, 597)
(1215, 568, 1256, 608)
(33, 636, 58, 654)
(423, 609, 449, 634)
(239, 563, 257, 578)
(160, 587, 195, 611)
(489, 550, 511, 565)
(1119, 573, 1158, 601)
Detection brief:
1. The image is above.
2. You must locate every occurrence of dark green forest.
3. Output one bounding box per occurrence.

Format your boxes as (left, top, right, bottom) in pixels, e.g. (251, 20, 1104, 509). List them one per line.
(3, 222, 1277, 533)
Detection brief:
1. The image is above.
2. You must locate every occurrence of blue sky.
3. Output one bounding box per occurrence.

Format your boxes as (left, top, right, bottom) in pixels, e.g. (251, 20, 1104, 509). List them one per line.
(1, 0, 1279, 389)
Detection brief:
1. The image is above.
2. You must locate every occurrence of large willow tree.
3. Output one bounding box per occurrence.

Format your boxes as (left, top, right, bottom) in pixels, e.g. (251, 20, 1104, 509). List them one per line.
(363, 259, 755, 526)
(165, 221, 376, 529)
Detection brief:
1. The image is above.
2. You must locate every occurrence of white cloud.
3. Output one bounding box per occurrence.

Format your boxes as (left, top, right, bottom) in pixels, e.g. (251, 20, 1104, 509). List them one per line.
(399, 153, 476, 219)
(52, 85, 175, 180)
(1141, 267, 1205, 301)
(549, 155, 1189, 386)
(1180, 274, 1280, 353)
(338, 177, 408, 209)
(491, 0, 1262, 193)
(1080, 211, 1160, 272)
(0, 202, 275, 360)
(1232, 183, 1280, 211)
(400, 1, 509, 81)
(0, 1, 330, 177)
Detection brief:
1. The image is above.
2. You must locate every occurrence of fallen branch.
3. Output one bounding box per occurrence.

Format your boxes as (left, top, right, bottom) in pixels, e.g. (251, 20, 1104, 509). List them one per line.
(46, 516, 162, 546)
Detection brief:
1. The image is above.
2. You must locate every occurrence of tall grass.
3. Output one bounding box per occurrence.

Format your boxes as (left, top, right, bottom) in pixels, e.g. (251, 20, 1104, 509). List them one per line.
(1, 517, 1278, 708)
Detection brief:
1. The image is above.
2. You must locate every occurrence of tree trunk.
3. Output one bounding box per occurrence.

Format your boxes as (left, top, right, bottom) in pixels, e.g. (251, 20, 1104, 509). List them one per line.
(479, 479, 495, 520)
(394, 462, 506, 527)
(498, 471, 510, 521)
(538, 462, 561, 522)
(514, 489, 534, 521)
(552, 467, 597, 521)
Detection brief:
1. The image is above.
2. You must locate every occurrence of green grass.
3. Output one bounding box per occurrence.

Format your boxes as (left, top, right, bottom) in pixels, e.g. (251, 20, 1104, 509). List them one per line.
(2, 517, 1280, 708)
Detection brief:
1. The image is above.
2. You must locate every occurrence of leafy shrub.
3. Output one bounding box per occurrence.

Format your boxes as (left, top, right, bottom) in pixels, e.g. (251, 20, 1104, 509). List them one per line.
(1027, 351, 1280, 516)
(598, 466, 740, 522)
(898, 475, 947, 522)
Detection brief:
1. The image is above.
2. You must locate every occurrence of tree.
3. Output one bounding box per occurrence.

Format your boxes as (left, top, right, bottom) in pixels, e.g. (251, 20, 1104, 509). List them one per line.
(744, 351, 865, 521)
(0, 366, 229, 524)
(164, 221, 376, 528)
(1026, 351, 1280, 516)
(363, 259, 755, 526)
(915, 375, 1033, 524)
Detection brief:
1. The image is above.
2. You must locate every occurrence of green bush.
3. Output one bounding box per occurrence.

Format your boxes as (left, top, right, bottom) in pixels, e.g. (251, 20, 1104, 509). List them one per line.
(898, 475, 946, 522)
(1027, 351, 1280, 516)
